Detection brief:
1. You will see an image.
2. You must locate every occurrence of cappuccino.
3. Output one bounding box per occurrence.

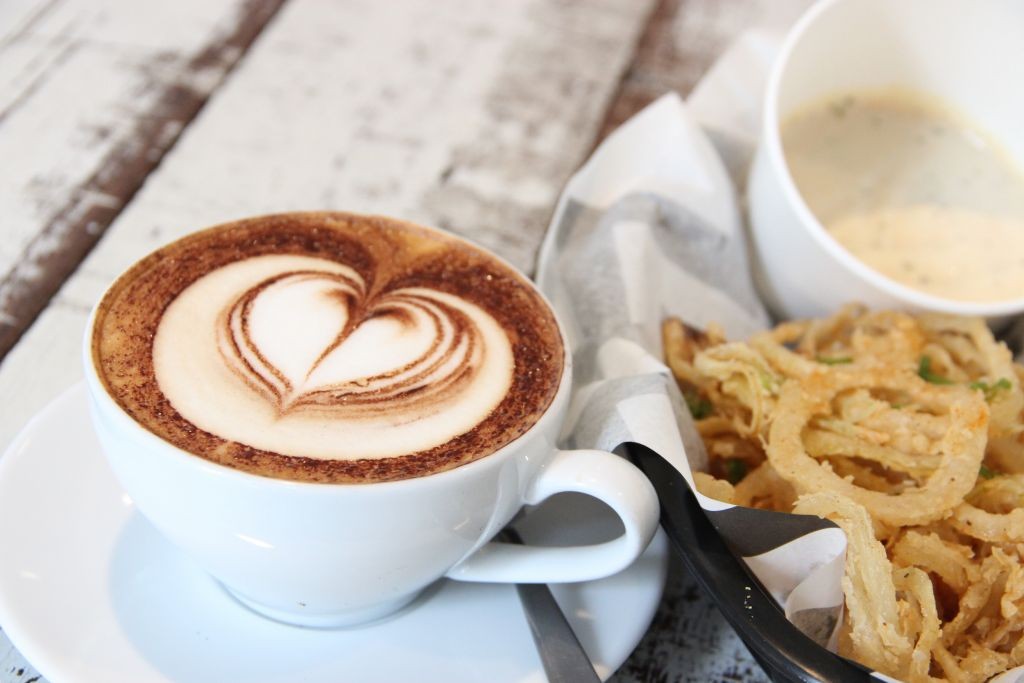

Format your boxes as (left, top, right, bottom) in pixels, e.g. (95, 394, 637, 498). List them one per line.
(91, 213, 564, 483)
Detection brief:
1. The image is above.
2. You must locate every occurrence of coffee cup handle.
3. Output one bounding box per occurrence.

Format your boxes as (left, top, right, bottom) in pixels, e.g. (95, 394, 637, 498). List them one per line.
(444, 448, 659, 583)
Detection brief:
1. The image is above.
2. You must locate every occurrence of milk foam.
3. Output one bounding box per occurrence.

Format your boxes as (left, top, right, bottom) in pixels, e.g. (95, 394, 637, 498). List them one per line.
(153, 254, 515, 460)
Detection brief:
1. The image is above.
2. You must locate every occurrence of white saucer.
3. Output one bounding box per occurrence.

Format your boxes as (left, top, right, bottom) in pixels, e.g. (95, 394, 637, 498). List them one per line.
(0, 384, 668, 683)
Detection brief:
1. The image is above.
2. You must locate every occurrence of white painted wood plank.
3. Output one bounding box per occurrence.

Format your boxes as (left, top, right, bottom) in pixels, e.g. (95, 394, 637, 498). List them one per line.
(0, 0, 52, 45)
(68, 0, 650, 273)
(4, 0, 252, 53)
(0, 0, 258, 330)
(0, 638, 36, 683)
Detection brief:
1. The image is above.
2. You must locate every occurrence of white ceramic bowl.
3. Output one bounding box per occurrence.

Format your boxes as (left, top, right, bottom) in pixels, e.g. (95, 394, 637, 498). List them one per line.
(747, 0, 1024, 321)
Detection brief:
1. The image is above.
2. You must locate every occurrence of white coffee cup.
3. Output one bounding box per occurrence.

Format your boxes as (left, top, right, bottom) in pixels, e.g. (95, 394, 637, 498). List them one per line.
(747, 0, 1024, 321)
(82, 253, 659, 629)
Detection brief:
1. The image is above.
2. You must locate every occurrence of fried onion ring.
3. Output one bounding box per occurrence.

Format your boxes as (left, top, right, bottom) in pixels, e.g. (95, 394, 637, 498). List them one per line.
(793, 491, 910, 676)
(768, 371, 987, 527)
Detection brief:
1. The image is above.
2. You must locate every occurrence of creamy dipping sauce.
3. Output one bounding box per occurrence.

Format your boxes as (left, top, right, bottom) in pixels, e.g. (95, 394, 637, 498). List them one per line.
(781, 89, 1024, 303)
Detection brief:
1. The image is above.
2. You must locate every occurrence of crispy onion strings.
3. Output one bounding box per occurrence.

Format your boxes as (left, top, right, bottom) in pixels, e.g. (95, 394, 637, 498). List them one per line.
(663, 307, 1024, 681)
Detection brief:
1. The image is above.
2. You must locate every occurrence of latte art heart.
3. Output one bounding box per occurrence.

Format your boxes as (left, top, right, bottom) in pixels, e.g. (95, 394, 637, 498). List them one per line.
(153, 254, 515, 461)
(218, 271, 486, 416)
(94, 214, 564, 483)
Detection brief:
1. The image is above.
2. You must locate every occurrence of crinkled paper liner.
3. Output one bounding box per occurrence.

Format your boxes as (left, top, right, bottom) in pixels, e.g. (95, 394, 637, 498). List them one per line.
(533, 31, 1024, 683)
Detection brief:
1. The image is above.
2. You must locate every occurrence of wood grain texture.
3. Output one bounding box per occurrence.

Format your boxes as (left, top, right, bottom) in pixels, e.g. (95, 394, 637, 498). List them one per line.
(0, 0, 285, 359)
(0, 640, 39, 683)
(0, 0, 815, 681)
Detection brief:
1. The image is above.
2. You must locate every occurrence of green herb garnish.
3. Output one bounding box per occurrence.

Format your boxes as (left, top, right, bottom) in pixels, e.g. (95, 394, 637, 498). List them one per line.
(979, 464, 998, 480)
(829, 95, 856, 118)
(918, 356, 953, 385)
(969, 378, 1013, 402)
(684, 392, 713, 420)
(724, 459, 748, 485)
(817, 355, 853, 366)
(760, 371, 780, 392)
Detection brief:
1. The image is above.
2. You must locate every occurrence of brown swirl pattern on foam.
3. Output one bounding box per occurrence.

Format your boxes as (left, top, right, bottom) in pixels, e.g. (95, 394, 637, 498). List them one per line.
(90, 213, 564, 484)
(217, 269, 484, 418)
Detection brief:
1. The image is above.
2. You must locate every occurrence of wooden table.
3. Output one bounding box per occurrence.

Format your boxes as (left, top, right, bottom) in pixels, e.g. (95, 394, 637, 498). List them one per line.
(0, 1, 812, 680)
